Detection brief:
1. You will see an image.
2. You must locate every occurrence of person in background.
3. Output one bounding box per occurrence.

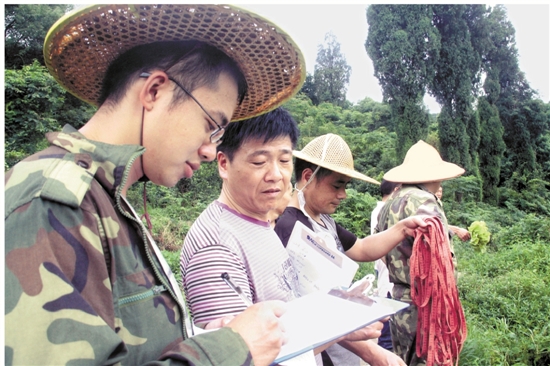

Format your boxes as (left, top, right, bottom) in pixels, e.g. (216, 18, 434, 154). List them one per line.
(370, 179, 402, 352)
(275, 133, 427, 366)
(435, 186, 471, 241)
(4, 4, 306, 365)
(375, 140, 465, 365)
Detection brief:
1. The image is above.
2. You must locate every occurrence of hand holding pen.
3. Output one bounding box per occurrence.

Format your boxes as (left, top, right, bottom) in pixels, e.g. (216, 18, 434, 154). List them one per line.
(219, 272, 288, 365)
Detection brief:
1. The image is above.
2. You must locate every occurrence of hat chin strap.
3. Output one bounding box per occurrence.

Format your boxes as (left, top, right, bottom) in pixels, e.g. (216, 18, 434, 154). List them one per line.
(138, 106, 150, 183)
(138, 106, 153, 232)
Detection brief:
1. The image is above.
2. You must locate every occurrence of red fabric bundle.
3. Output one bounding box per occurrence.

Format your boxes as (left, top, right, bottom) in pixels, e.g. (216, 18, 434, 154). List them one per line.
(410, 216, 468, 366)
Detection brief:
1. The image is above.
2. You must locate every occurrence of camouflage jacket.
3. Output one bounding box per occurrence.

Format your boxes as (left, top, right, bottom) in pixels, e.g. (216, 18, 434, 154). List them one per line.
(5, 125, 250, 365)
(375, 185, 450, 303)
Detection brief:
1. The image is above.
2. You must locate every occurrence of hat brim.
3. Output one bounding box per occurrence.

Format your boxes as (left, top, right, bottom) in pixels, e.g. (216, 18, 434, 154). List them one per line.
(383, 161, 465, 184)
(293, 150, 380, 185)
(43, 4, 306, 121)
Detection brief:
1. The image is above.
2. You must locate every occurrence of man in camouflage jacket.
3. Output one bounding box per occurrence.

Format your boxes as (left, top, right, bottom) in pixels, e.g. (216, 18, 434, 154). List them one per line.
(4, 4, 305, 365)
(5, 126, 254, 365)
(375, 140, 465, 366)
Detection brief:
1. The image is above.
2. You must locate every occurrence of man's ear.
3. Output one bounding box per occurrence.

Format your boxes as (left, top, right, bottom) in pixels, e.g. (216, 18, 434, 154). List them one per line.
(302, 168, 314, 183)
(139, 71, 170, 111)
(217, 151, 229, 179)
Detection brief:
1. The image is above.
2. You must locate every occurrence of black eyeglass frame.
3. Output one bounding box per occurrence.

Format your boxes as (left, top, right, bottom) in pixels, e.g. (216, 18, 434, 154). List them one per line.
(139, 72, 225, 144)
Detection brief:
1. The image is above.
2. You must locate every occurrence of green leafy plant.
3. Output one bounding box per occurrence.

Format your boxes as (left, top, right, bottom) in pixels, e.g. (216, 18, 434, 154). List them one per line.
(468, 221, 491, 253)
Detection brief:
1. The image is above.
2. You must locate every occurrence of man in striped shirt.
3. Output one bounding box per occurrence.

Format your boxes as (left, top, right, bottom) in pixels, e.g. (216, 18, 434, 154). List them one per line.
(181, 108, 301, 327)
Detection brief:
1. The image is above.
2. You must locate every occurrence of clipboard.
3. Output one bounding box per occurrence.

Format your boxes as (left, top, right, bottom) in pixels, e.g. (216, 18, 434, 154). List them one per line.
(273, 292, 409, 364)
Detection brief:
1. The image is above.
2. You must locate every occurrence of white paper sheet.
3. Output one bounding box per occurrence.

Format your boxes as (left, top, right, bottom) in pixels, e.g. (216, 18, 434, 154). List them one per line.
(286, 221, 359, 296)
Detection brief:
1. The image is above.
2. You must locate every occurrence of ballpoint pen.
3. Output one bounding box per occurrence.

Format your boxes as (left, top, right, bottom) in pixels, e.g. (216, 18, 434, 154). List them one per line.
(221, 272, 253, 307)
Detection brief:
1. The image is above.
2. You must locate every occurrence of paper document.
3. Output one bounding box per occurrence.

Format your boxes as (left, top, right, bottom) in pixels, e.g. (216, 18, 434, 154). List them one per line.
(286, 221, 359, 296)
(273, 291, 409, 365)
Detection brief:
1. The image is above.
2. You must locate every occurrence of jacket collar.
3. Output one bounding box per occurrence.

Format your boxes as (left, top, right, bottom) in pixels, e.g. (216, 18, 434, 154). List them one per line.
(47, 124, 145, 198)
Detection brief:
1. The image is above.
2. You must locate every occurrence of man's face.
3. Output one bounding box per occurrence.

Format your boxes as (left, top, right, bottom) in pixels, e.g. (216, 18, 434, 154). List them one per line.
(144, 72, 238, 187)
(219, 136, 293, 221)
(304, 171, 351, 216)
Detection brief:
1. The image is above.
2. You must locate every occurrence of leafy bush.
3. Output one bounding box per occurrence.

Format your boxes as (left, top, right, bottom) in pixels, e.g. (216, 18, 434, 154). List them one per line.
(332, 188, 378, 237)
(442, 175, 482, 203)
(500, 178, 550, 216)
(493, 213, 550, 250)
(4, 61, 95, 169)
(456, 225, 550, 365)
(161, 250, 182, 285)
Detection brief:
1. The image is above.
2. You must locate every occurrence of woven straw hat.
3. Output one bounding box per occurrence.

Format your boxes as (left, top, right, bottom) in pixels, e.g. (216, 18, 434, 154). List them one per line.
(384, 140, 465, 183)
(43, 4, 306, 121)
(293, 134, 379, 185)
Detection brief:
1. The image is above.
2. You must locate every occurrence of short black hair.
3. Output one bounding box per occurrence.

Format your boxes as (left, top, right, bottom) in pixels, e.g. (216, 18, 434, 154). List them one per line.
(294, 158, 334, 183)
(380, 179, 401, 196)
(99, 40, 247, 108)
(217, 107, 299, 161)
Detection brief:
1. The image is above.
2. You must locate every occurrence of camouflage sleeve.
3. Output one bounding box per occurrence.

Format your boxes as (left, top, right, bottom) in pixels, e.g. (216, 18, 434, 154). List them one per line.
(160, 328, 251, 364)
(4, 195, 250, 365)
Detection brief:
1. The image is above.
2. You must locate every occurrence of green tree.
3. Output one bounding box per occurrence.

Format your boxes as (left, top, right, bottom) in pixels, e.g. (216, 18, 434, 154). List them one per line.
(430, 5, 488, 173)
(478, 5, 516, 194)
(392, 99, 431, 158)
(5, 4, 73, 69)
(299, 74, 318, 105)
(478, 95, 505, 204)
(497, 77, 547, 184)
(313, 32, 351, 107)
(537, 130, 550, 182)
(365, 5, 439, 159)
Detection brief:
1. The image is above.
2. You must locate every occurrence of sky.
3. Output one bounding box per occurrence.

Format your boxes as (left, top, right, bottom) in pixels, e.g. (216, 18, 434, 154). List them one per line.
(238, 3, 549, 113)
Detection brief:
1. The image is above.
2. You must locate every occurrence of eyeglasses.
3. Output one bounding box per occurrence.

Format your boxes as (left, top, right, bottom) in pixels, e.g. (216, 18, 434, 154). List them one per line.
(139, 72, 225, 144)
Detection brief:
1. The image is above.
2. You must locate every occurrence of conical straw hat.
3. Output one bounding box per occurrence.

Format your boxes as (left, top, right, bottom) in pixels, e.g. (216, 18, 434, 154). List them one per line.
(43, 4, 306, 121)
(293, 134, 379, 185)
(384, 140, 465, 183)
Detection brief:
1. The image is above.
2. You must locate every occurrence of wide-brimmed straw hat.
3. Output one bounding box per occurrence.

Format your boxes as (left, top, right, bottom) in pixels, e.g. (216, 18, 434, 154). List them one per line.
(384, 140, 465, 183)
(293, 134, 379, 185)
(43, 4, 306, 121)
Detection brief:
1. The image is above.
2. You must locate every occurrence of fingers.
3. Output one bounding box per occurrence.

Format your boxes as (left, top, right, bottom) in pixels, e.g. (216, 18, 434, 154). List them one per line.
(370, 346, 406, 366)
(226, 301, 287, 366)
(370, 321, 384, 331)
(206, 315, 235, 329)
(343, 323, 382, 342)
(266, 299, 287, 317)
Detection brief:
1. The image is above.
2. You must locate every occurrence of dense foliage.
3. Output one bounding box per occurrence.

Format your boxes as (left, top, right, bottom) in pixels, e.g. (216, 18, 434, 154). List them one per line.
(5, 4, 73, 69)
(4, 4, 550, 364)
(366, 4, 550, 201)
(4, 61, 95, 169)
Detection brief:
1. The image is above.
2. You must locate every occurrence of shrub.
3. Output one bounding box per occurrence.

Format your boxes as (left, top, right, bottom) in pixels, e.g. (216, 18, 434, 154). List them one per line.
(456, 239, 550, 365)
(161, 250, 182, 285)
(332, 188, 378, 237)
